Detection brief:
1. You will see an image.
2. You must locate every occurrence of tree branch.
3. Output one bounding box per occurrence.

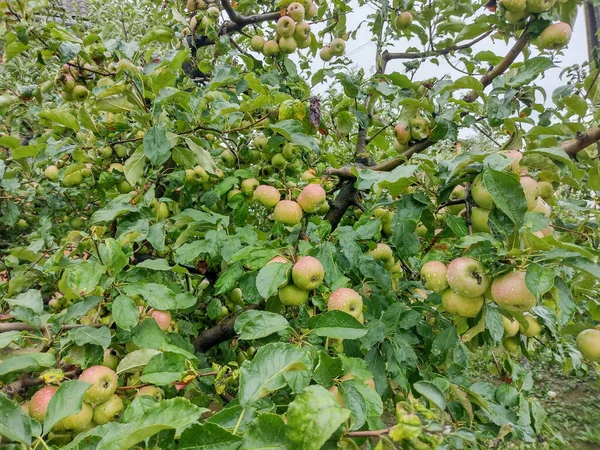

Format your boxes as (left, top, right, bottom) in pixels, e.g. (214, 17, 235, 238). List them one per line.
(0, 323, 103, 333)
(559, 127, 600, 157)
(383, 30, 493, 61)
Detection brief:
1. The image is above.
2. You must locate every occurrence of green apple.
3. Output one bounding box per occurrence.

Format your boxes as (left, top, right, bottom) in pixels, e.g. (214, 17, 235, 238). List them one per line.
(576, 328, 600, 362)
(328, 288, 363, 323)
(221, 149, 237, 167)
(273, 200, 303, 226)
(241, 178, 259, 197)
(45, 165, 59, 181)
(526, 0, 555, 13)
(156, 202, 169, 220)
(271, 153, 288, 169)
(320, 46, 333, 61)
(500, 0, 526, 12)
(207, 6, 220, 18)
(292, 256, 324, 290)
(230, 287, 243, 305)
(294, 21, 311, 42)
(102, 350, 119, 371)
(441, 289, 484, 318)
(538, 181, 553, 199)
(446, 185, 466, 215)
(277, 16, 296, 37)
(446, 257, 490, 297)
(117, 180, 133, 194)
(540, 22, 572, 49)
(53, 402, 93, 432)
(394, 11, 413, 29)
(471, 173, 494, 209)
(254, 185, 281, 208)
(305, 0, 318, 19)
(502, 316, 520, 337)
(79, 365, 118, 404)
(287, 2, 305, 22)
(115, 144, 129, 158)
(72, 85, 89, 101)
(92, 394, 124, 425)
(297, 183, 326, 213)
(519, 314, 542, 337)
(263, 40, 280, 57)
(503, 336, 520, 352)
(409, 117, 430, 140)
(471, 207, 490, 233)
(279, 284, 309, 306)
(250, 35, 266, 52)
(279, 36, 297, 54)
(330, 38, 346, 56)
(420, 260, 448, 293)
(490, 271, 536, 312)
(370, 243, 393, 262)
(136, 386, 164, 401)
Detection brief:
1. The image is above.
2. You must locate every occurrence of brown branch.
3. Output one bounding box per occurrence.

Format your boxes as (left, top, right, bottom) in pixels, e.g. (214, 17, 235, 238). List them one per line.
(463, 29, 530, 103)
(383, 30, 493, 61)
(559, 127, 600, 157)
(345, 428, 392, 438)
(371, 139, 434, 172)
(0, 323, 104, 333)
(3, 370, 80, 397)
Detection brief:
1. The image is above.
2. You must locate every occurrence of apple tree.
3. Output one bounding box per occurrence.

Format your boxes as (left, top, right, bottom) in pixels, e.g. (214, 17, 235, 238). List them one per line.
(1, 0, 600, 448)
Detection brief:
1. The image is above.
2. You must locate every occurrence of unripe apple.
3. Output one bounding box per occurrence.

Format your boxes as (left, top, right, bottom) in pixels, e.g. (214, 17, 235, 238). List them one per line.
(92, 394, 124, 425)
(305, 0, 318, 19)
(297, 183, 326, 213)
(72, 85, 89, 101)
(502, 316, 520, 337)
(194, 165, 209, 183)
(254, 185, 281, 208)
(292, 256, 324, 290)
(502, 150, 524, 174)
(287, 2, 305, 22)
(500, 0, 526, 12)
(241, 178, 259, 197)
(420, 261, 448, 293)
(115, 144, 129, 158)
(320, 46, 333, 61)
(62, 170, 83, 187)
(526, 0, 555, 13)
(328, 288, 363, 323)
(150, 309, 171, 331)
(156, 202, 169, 220)
(29, 386, 58, 422)
(271, 153, 287, 169)
(394, 122, 411, 145)
(330, 38, 346, 57)
(207, 6, 220, 18)
(520, 176, 540, 211)
(446, 257, 490, 298)
(117, 180, 133, 194)
(254, 135, 268, 149)
(381, 211, 393, 236)
(409, 117, 430, 140)
(279, 283, 309, 306)
(103, 350, 119, 371)
(538, 181, 553, 199)
(532, 197, 551, 217)
(505, 9, 528, 23)
(394, 11, 413, 29)
(277, 16, 296, 38)
(441, 289, 484, 318)
(576, 328, 600, 362)
(279, 36, 298, 54)
(45, 165, 59, 181)
(230, 287, 243, 305)
(136, 386, 164, 401)
(227, 189, 243, 202)
(370, 243, 393, 262)
(490, 271, 536, 312)
(471, 173, 493, 209)
(263, 40, 280, 57)
(503, 336, 520, 352)
(221, 149, 237, 167)
(250, 35, 266, 52)
(294, 21, 311, 42)
(446, 185, 465, 215)
(471, 207, 491, 233)
(519, 314, 542, 337)
(79, 366, 118, 404)
(53, 402, 93, 432)
(282, 143, 296, 159)
(273, 200, 303, 226)
(540, 22, 572, 49)
(301, 169, 316, 181)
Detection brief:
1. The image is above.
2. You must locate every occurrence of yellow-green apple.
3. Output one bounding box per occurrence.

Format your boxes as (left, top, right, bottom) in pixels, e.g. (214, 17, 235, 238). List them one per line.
(320, 46, 333, 61)
(271, 153, 288, 169)
(263, 40, 280, 57)
(79, 366, 118, 404)
(220, 149, 237, 167)
(520, 176, 540, 211)
(441, 289, 484, 318)
(287, 2, 305, 21)
(526, 0, 555, 13)
(471, 173, 494, 209)
(328, 288, 364, 323)
(576, 328, 600, 362)
(538, 181, 553, 199)
(277, 16, 296, 37)
(519, 314, 542, 337)
(446, 185, 466, 215)
(294, 22, 311, 42)
(505, 8, 528, 23)
(292, 256, 324, 290)
(446, 257, 490, 297)
(254, 185, 280, 208)
(471, 207, 490, 233)
(136, 386, 164, 401)
(370, 243, 393, 262)
(500, 0, 526, 12)
(53, 403, 93, 432)
(72, 85, 89, 101)
(207, 6, 220, 17)
(305, 0, 317, 19)
(419, 261, 448, 293)
(92, 394, 124, 425)
(502, 336, 520, 352)
(394, 11, 413, 29)
(301, 169, 316, 181)
(279, 284, 309, 306)
(279, 36, 297, 54)
(297, 183, 326, 213)
(102, 350, 119, 371)
(394, 122, 411, 145)
(490, 271, 536, 312)
(45, 165, 59, 181)
(273, 200, 303, 226)
(409, 117, 430, 140)
(241, 178, 259, 197)
(250, 35, 266, 52)
(502, 316, 520, 337)
(330, 38, 346, 56)
(540, 22, 572, 49)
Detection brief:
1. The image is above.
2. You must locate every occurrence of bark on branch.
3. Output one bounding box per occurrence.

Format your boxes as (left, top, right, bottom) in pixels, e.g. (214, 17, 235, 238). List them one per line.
(559, 126, 600, 157)
(0, 323, 103, 333)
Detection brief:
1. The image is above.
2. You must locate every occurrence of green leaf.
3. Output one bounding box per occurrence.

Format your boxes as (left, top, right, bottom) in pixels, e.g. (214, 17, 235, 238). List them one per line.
(356, 165, 418, 197)
(485, 308, 505, 345)
(235, 310, 290, 340)
(124, 147, 147, 186)
(89, 195, 138, 223)
(5, 289, 43, 313)
(135, 258, 172, 271)
(43, 380, 91, 435)
(308, 311, 367, 339)
(12, 144, 44, 159)
(269, 120, 319, 154)
(0, 331, 23, 349)
(4, 41, 29, 62)
(113, 295, 140, 331)
(144, 126, 171, 166)
(124, 283, 195, 310)
(507, 57, 554, 88)
(39, 109, 80, 131)
(482, 167, 527, 226)
(0, 393, 32, 445)
(62, 262, 106, 298)
(391, 195, 427, 259)
(341, 379, 383, 430)
(240, 413, 286, 450)
(285, 385, 351, 450)
(215, 262, 244, 295)
(116, 349, 162, 374)
(255, 262, 292, 299)
(65, 296, 102, 323)
(312, 351, 343, 387)
(68, 326, 112, 350)
(239, 343, 312, 407)
(413, 381, 446, 411)
(525, 263, 555, 299)
(443, 76, 483, 94)
(179, 422, 242, 450)
(0, 353, 55, 378)
(141, 352, 187, 385)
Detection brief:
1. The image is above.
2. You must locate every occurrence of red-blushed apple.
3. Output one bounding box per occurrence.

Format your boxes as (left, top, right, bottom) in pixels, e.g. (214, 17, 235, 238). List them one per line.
(240, 178, 259, 197)
(250, 35, 266, 52)
(520, 176, 540, 211)
(79, 366, 118, 404)
(370, 243, 393, 262)
(136, 386, 164, 401)
(538, 181, 553, 199)
(502, 316, 520, 337)
(53, 402, 93, 432)
(394, 11, 413, 29)
(287, 2, 305, 22)
(500, 0, 526, 12)
(150, 309, 171, 331)
(502, 150, 524, 174)
(526, 0, 555, 13)
(254, 185, 280, 208)
(532, 197, 551, 217)
(328, 288, 364, 323)
(441, 289, 484, 318)
(263, 40, 280, 57)
(420, 261, 448, 293)
(320, 46, 333, 61)
(503, 336, 520, 352)
(297, 183, 326, 213)
(341, 373, 375, 390)
(576, 328, 600, 362)
(394, 122, 411, 145)
(279, 283, 309, 306)
(92, 394, 124, 425)
(268, 255, 290, 265)
(301, 169, 316, 181)
(273, 200, 303, 226)
(330, 38, 346, 56)
(490, 271, 536, 312)
(519, 314, 542, 337)
(305, 0, 317, 19)
(471, 173, 494, 209)
(28, 386, 58, 422)
(471, 207, 491, 233)
(446, 257, 490, 297)
(276, 16, 296, 37)
(292, 256, 324, 290)
(328, 385, 344, 406)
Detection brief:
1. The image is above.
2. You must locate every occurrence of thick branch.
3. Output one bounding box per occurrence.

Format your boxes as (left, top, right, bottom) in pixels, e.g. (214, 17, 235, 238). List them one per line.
(463, 29, 530, 103)
(559, 127, 600, 157)
(324, 180, 361, 230)
(3, 370, 79, 397)
(383, 30, 493, 61)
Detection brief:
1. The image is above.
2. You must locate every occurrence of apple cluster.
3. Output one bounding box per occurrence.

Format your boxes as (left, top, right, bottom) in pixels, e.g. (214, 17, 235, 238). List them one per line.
(499, 0, 573, 50)
(54, 62, 92, 102)
(248, 1, 318, 58)
(393, 117, 431, 153)
(187, 0, 221, 35)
